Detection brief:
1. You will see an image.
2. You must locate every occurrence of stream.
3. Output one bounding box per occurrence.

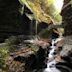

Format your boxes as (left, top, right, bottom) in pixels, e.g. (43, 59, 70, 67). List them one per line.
(43, 37, 63, 72)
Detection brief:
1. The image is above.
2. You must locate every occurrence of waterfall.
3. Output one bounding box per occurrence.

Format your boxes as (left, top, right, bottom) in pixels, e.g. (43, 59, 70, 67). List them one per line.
(44, 37, 63, 72)
(35, 20, 38, 37)
(30, 20, 32, 36)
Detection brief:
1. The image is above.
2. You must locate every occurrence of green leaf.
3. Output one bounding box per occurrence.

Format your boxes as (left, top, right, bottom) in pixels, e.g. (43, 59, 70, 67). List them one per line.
(70, 0, 72, 7)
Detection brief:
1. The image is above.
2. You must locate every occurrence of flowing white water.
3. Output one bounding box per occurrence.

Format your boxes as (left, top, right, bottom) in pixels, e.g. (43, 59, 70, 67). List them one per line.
(44, 37, 63, 72)
(44, 60, 61, 72)
(30, 20, 38, 38)
(30, 20, 33, 36)
(35, 20, 38, 37)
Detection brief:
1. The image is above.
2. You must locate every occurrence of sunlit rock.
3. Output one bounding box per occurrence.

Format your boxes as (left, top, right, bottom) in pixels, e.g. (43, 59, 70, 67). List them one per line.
(19, 0, 64, 24)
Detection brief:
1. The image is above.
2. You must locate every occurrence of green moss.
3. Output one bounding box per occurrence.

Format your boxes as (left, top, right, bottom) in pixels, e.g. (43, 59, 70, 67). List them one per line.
(0, 45, 9, 72)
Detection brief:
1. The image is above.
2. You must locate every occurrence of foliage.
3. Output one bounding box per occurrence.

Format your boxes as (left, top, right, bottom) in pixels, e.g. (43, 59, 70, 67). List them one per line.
(19, 0, 63, 24)
(0, 45, 9, 72)
(63, 0, 72, 9)
(68, 0, 72, 6)
(0, 36, 20, 71)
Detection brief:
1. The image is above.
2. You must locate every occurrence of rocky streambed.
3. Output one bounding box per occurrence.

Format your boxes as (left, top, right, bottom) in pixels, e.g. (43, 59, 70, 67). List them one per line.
(0, 35, 72, 72)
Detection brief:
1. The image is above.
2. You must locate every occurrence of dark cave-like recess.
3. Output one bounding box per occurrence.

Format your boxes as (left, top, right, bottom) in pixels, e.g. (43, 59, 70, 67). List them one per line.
(0, 0, 72, 42)
(0, 0, 30, 42)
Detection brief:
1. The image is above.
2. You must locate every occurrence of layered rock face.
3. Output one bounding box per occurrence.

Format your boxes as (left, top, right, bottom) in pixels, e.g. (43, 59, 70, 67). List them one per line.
(0, 0, 30, 42)
(0, 0, 72, 42)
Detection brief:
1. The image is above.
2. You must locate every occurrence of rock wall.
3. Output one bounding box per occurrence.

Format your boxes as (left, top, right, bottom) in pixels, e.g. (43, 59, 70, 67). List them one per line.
(0, 0, 30, 42)
(0, 0, 72, 42)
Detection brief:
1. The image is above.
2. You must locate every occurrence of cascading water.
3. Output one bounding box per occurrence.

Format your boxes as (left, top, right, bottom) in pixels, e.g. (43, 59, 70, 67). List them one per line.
(35, 20, 38, 37)
(28, 18, 38, 39)
(44, 36, 63, 72)
(30, 20, 33, 36)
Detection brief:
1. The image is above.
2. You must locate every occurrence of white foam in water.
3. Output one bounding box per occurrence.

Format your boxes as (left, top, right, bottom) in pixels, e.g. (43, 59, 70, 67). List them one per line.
(44, 67, 61, 72)
(48, 48, 55, 59)
(44, 37, 63, 72)
(44, 60, 61, 72)
(48, 40, 56, 59)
